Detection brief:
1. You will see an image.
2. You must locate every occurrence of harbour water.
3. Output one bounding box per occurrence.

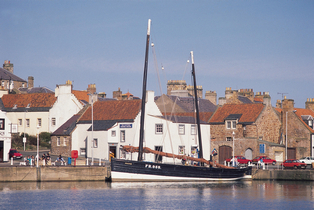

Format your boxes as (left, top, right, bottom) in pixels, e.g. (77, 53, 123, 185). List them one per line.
(0, 180, 313, 209)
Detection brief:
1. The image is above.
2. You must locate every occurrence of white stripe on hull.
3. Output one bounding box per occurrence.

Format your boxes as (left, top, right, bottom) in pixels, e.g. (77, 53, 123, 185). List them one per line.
(111, 171, 244, 182)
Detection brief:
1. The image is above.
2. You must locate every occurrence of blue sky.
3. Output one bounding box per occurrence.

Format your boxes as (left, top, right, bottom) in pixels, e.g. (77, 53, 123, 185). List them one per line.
(1, 0, 313, 108)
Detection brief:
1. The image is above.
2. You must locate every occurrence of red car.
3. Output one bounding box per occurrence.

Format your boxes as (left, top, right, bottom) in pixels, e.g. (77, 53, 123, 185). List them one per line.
(225, 156, 252, 165)
(8, 149, 23, 159)
(281, 159, 306, 169)
(252, 156, 276, 165)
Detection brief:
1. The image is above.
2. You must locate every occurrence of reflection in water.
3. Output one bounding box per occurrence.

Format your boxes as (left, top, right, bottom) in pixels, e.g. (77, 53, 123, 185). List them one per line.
(0, 180, 313, 209)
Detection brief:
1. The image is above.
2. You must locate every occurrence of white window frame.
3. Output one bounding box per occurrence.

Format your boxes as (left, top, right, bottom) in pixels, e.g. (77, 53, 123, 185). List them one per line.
(111, 130, 116, 137)
(93, 138, 98, 148)
(178, 124, 185, 135)
(63, 137, 67, 146)
(226, 120, 236, 129)
(191, 125, 196, 135)
(57, 137, 60, 146)
(120, 130, 125, 142)
(52, 118, 56, 126)
(37, 118, 42, 127)
(155, 124, 163, 134)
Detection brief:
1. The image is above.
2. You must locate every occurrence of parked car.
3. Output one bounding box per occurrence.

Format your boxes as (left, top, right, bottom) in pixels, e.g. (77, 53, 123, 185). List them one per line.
(8, 149, 23, 159)
(299, 157, 314, 166)
(281, 159, 307, 169)
(225, 156, 252, 165)
(252, 156, 276, 165)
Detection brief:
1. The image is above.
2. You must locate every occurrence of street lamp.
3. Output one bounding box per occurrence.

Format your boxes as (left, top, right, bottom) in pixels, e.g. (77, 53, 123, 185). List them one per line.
(37, 125, 40, 168)
(24, 104, 30, 151)
(88, 92, 97, 165)
(232, 131, 235, 167)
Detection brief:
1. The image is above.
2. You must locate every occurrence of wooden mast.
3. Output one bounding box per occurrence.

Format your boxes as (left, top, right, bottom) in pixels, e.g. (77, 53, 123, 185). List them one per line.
(138, 19, 151, 161)
(191, 51, 203, 160)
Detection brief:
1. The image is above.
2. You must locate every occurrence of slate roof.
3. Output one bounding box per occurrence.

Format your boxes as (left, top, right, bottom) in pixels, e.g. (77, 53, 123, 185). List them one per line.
(163, 112, 213, 123)
(1, 93, 57, 112)
(87, 119, 135, 131)
(238, 96, 253, 104)
(209, 103, 265, 124)
(0, 67, 26, 82)
(79, 100, 141, 122)
(155, 95, 217, 113)
(51, 115, 80, 136)
(19, 87, 54, 94)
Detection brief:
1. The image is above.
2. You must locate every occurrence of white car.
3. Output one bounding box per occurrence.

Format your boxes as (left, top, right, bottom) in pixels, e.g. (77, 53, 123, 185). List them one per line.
(299, 157, 314, 166)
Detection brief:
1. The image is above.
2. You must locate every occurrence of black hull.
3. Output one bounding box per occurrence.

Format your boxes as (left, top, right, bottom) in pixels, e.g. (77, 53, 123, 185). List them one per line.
(111, 158, 250, 182)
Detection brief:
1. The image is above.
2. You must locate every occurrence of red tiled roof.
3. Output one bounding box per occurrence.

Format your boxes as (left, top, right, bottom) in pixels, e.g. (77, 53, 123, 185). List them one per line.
(209, 103, 265, 123)
(294, 108, 314, 133)
(72, 90, 89, 102)
(1, 93, 56, 108)
(79, 100, 142, 121)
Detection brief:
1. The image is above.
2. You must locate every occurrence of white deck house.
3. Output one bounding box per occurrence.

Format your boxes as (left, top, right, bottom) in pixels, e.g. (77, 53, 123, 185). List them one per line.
(72, 91, 211, 163)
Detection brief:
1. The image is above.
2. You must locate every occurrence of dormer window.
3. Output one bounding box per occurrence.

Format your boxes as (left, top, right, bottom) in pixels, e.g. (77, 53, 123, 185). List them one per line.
(309, 120, 312, 127)
(226, 120, 236, 129)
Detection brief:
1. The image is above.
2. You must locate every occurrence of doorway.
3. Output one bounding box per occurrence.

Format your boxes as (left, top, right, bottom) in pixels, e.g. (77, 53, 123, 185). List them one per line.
(109, 144, 117, 159)
(245, 148, 253, 160)
(219, 145, 232, 164)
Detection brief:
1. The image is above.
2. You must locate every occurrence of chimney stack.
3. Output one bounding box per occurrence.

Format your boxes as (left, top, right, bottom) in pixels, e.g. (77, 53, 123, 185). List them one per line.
(3, 60, 13, 73)
(28, 76, 34, 89)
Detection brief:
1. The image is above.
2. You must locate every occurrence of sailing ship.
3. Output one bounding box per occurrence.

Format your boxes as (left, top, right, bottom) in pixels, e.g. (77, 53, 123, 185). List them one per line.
(110, 19, 250, 181)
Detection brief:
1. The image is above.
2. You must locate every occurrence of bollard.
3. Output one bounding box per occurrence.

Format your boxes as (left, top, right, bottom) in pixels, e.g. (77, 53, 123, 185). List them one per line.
(86, 158, 89, 166)
(227, 162, 230, 167)
(99, 158, 101, 166)
(224, 160, 226, 166)
(11, 157, 13, 165)
(43, 160, 45, 166)
(262, 163, 265, 170)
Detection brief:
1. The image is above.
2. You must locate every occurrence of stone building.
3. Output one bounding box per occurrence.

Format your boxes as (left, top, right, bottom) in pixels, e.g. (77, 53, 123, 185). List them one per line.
(1, 60, 28, 93)
(167, 80, 203, 98)
(209, 94, 284, 164)
(276, 97, 314, 160)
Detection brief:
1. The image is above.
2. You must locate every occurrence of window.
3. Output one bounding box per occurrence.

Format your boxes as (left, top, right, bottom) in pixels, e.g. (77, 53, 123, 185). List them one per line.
(37, 118, 42, 127)
(259, 144, 266, 153)
(191, 125, 196, 135)
(18, 119, 22, 126)
(226, 120, 236, 129)
(63, 137, 67, 146)
(226, 137, 232, 141)
(179, 146, 185, 155)
(93, 138, 98, 148)
(52, 118, 56, 126)
(178, 124, 185, 135)
(111, 130, 116, 137)
(0, 119, 4, 130)
(119, 148, 126, 159)
(309, 120, 313, 127)
(155, 124, 163, 134)
(57, 137, 60, 146)
(1, 81, 4, 87)
(120, 130, 125, 142)
(26, 119, 30, 127)
(80, 148, 86, 156)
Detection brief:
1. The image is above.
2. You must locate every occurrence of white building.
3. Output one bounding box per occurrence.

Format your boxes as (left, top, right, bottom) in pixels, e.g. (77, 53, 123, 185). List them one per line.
(0, 110, 12, 161)
(72, 91, 211, 163)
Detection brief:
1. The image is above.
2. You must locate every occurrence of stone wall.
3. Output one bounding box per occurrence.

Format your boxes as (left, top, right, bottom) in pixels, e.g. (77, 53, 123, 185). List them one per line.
(51, 135, 72, 157)
(0, 166, 109, 182)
